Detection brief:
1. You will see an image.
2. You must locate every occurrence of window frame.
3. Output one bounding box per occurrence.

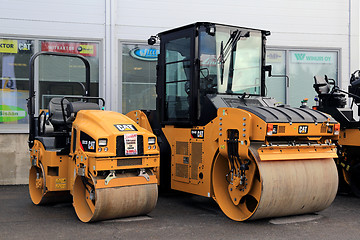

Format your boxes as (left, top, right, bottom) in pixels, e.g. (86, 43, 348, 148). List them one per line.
(118, 41, 160, 114)
(266, 46, 341, 106)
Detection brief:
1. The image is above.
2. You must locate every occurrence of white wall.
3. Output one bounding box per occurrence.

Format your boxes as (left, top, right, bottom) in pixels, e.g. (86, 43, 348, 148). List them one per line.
(114, 0, 353, 90)
(1, 0, 105, 39)
(1, 0, 355, 105)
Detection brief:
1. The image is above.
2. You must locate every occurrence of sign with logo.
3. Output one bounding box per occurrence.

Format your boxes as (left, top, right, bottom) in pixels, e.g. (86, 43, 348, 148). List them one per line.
(18, 40, 33, 53)
(0, 105, 27, 122)
(0, 39, 33, 54)
(298, 125, 308, 134)
(129, 47, 159, 61)
(291, 51, 334, 64)
(115, 124, 137, 131)
(191, 129, 204, 139)
(266, 51, 284, 63)
(0, 39, 18, 53)
(41, 41, 97, 57)
(124, 133, 138, 155)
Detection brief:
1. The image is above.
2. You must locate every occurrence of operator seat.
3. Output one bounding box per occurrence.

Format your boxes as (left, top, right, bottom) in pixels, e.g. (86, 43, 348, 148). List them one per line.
(313, 75, 331, 95)
(66, 101, 100, 122)
(48, 98, 100, 131)
(48, 98, 70, 131)
(314, 75, 346, 108)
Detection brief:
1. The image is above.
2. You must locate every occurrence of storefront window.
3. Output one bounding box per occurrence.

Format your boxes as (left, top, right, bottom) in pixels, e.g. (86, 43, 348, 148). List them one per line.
(39, 41, 99, 109)
(288, 50, 338, 107)
(0, 39, 33, 128)
(266, 49, 339, 107)
(121, 43, 159, 113)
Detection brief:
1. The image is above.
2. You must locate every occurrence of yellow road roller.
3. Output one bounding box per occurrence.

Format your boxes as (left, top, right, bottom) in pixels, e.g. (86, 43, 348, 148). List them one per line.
(28, 52, 160, 222)
(127, 22, 340, 221)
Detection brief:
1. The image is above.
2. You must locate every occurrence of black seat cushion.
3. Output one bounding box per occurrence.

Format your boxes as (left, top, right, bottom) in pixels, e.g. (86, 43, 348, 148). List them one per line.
(48, 98, 69, 126)
(66, 101, 100, 117)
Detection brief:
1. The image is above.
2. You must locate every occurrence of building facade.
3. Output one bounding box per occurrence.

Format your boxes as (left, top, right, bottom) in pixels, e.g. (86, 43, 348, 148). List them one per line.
(0, 0, 359, 184)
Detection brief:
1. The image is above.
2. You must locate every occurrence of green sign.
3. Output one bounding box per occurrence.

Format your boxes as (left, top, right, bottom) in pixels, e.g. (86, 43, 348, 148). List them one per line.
(0, 105, 27, 122)
(291, 51, 334, 64)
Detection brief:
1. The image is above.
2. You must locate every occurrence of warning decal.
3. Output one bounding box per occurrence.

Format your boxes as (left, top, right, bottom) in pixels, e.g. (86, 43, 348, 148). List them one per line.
(124, 133, 138, 156)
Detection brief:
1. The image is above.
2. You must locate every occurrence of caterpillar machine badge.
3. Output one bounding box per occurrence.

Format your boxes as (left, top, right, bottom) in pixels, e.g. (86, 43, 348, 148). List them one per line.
(127, 22, 340, 221)
(314, 72, 360, 196)
(27, 52, 160, 222)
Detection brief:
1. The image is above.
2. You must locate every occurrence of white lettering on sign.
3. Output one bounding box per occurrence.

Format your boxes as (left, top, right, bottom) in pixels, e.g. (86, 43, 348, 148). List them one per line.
(298, 125, 308, 134)
(18, 43, 32, 51)
(0, 110, 26, 117)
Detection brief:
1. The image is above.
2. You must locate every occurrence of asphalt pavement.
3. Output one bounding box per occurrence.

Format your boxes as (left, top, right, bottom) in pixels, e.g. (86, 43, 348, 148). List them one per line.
(1, 185, 360, 240)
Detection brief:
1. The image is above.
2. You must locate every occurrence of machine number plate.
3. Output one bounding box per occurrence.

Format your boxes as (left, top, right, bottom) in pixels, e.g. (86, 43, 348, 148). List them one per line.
(55, 178, 66, 189)
(298, 125, 308, 134)
(124, 133, 138, 155)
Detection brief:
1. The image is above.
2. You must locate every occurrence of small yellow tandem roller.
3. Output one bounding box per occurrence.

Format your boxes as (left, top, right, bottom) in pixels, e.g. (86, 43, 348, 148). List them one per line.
(29, 109, 160, 222)
(28, 52, 160, 222)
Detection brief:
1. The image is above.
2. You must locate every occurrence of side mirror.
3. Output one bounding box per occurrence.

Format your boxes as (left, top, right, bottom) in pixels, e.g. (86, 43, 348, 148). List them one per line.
(148, 36, 157, 45)
(264, 65, 272, 77)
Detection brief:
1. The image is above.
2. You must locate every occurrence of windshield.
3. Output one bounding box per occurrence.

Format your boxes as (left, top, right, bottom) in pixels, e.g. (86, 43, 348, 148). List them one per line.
(199, 26, 262, 95)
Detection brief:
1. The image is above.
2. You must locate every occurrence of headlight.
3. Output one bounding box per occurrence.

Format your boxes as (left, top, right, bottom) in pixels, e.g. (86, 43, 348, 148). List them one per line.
(148, 137, 156, 145)
(98, 138, 108, 146)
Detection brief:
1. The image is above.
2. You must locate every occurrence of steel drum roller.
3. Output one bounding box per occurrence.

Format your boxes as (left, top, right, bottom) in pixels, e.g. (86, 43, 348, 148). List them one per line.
(73, 175, 158, 222)
(212, 145, 338, 221)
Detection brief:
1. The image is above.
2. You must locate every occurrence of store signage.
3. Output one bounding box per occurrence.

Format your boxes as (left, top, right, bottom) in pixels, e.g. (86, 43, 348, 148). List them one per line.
(41, 42, 97, 57)
(0, 105, 27, 122)
(0, 40, 18, 54)
(130, 48, 159, 61)
(18, 40, 32, 52)
(0, 40, 32, 53)
(266, 51, 284, 63)
(291, 52, 334, 64)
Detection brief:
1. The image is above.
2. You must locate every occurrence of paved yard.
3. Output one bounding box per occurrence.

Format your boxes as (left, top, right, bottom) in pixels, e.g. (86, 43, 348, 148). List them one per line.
(1, 185, 360, 240)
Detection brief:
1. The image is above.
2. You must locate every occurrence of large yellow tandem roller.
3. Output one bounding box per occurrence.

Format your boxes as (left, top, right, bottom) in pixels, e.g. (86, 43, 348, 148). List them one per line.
(127, 22, 340, 221)
(128, 106, 339, 221)
(28, 52, 159, 222)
